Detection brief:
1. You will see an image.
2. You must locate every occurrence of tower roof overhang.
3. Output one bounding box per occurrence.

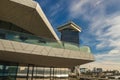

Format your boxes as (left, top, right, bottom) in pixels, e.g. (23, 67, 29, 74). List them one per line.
(57, 21, 82, 32)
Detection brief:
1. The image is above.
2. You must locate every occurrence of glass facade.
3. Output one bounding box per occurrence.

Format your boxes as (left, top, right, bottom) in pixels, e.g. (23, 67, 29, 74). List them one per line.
(61, 29, 79, 45)
(0, 20, 32, 34)
(0, 63, 18, 80)
(0, 62, 69, 80)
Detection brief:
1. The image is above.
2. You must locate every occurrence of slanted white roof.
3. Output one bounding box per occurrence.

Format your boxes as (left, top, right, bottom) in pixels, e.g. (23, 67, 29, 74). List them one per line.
(0, 0, 59, 40)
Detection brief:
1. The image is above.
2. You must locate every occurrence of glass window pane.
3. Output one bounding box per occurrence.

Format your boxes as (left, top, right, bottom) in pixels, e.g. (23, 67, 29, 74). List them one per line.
(0, 65, 3, 77)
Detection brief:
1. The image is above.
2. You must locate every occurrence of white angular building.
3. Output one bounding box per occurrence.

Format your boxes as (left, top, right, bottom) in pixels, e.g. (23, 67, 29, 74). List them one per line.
(0, 0, 94, 80)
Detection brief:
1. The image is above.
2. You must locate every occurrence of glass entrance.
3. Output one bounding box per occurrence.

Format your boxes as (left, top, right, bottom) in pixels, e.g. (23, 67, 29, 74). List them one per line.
(0, 63, 18, 80)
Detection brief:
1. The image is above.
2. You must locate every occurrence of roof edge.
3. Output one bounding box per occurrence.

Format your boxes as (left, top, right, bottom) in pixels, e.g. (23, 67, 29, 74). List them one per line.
(35, 3, 60, 41)
(57, 21, 82, 32)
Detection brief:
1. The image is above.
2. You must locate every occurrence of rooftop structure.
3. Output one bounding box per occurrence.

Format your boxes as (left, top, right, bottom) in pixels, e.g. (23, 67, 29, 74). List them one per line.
(58, 22, 81, 44)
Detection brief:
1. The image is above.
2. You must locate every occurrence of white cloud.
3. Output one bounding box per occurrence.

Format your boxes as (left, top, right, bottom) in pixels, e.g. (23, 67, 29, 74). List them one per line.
(94, 15, 120, 51)
(69, 0, 106, 20)
(109, 50, 120, 55)
(96, 15, 120, 49)
(70, 0, 90, 17)
(94, 0, 102, 6)
(49, 3, 63, 18)
(94, 51, 120, 67)
(69, 0, 120, 64)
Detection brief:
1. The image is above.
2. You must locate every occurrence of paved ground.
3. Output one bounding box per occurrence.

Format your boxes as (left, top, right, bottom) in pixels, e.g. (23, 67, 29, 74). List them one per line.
(16, 78, 77, 80)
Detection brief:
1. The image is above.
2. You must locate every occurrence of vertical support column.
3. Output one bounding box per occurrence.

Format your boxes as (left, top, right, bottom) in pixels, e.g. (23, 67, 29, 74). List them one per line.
(53, 68, 54, 80)
(15, 64, 19, 80)
(68, 68, 71, 80)
(43, 67, 45, 80)
(31, 65, 34, 80)
(60, 68, 61, 80)
(26, 64, 30, 80)
(50, 67, 52, 80)
(35, 67, 38, 80)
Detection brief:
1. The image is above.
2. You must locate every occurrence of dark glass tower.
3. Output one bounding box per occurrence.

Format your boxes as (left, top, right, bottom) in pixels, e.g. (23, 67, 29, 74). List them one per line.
(58, 22, 81, 45)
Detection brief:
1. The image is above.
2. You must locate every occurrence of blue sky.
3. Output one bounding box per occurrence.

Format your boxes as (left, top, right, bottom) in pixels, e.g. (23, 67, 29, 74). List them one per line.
(36, 0, 120, 65)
